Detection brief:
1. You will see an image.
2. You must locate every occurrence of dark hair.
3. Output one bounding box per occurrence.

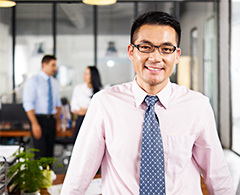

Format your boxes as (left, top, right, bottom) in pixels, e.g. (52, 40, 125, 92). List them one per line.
(41, 55, 56, 64)
(131, 11, 181, 47)
(88, 66, 102, 95)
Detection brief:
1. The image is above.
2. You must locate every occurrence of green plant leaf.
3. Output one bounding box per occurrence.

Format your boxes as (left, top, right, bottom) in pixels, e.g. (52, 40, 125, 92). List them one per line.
(7, 148, 57, 193)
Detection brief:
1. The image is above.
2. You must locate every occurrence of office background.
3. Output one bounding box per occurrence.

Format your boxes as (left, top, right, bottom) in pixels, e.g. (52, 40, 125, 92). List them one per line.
(0, 0, 239, 156)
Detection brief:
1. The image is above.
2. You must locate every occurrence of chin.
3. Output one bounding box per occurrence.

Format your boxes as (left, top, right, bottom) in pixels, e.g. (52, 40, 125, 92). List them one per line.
(151, 78, 168, 86)
(146, 77, 163, 84)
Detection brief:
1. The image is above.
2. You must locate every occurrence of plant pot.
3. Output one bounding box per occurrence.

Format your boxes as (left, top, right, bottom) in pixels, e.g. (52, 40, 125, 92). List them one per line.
(40, 170, 55, 188)
(20, 190, 40, 195)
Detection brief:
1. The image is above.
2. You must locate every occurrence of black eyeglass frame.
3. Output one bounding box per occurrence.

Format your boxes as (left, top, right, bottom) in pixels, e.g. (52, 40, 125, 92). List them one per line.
(131, 43, 178, 54)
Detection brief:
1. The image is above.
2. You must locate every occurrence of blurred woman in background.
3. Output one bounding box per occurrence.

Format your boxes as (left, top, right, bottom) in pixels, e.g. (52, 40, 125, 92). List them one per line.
(70, 66, 102, 143)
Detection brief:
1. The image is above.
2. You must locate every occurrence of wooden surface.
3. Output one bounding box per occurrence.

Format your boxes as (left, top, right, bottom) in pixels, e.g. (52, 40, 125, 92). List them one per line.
(0, 129, 31, 137)
(201, 176, 209, 195)
(0, 128, 74, 137)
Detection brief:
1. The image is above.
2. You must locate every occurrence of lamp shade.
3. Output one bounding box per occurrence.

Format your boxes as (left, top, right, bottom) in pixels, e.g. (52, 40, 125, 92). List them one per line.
(83, 0, 116, 5)
(0, 0, 16, 7)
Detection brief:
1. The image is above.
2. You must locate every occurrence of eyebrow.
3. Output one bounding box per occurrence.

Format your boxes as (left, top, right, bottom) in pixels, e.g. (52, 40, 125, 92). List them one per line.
(139, 40, 152, 45)
(139, 40, 175, 46)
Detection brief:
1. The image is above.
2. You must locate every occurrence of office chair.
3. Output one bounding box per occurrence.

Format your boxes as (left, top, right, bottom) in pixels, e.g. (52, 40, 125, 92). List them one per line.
(55, 127, 79, 165)
(55, 98, 84, 165)
(55, 97, 75, 165)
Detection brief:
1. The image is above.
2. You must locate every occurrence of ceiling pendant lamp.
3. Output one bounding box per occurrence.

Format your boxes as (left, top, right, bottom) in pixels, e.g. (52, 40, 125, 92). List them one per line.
(0, 0, 16, 7)
(82, 0, 116, 6)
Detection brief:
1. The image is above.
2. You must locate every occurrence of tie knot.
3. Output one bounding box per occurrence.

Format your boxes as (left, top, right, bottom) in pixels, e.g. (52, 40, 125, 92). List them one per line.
(144, 95, 158, 107)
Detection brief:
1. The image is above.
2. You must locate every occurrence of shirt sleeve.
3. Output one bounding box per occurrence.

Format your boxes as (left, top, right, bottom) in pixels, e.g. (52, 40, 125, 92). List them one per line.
(22, 78, 36, 112)
(60, 92, 105, 195)
(55, 81, 62, 107)
(192, 100, 235, 195)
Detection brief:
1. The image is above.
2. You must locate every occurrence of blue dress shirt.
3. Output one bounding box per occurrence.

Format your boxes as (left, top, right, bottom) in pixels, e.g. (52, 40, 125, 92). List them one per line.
(23, 71, 62, 115)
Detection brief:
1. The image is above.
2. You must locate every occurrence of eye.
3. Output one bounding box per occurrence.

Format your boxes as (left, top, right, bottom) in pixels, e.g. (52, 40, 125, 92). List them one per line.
(139, 44, 153, 51)
(160, 46, 174, 53)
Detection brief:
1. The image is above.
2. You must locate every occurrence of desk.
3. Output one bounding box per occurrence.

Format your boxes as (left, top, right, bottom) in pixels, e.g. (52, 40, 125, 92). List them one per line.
(0, 128, 74, 148)
(0, 128, 74, 137)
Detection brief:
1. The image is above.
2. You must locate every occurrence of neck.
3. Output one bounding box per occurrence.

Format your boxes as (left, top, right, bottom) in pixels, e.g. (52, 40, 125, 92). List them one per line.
(144, 86, 163, 96)
(135, 78, 168, 95)
(42, 70, 52, 77)
(87, 83, 92, 88)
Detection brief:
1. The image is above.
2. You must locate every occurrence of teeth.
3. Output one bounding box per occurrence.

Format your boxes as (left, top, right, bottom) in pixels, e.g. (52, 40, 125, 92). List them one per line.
(148, 67, 159, 71)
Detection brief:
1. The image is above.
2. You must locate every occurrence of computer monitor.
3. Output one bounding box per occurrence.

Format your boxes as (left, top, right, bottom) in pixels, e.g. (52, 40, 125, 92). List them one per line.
(1, 103, 29, 128)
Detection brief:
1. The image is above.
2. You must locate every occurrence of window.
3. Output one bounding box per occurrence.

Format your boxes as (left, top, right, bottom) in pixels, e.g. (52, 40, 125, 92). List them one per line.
(0, 7, 13, 103)
(56, 3, 94, 99)
(97, 3, 135, 86)
(15, 3, 53, 102)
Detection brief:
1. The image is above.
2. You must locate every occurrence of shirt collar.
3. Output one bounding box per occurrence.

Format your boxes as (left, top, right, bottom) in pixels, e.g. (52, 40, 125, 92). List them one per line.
(132, 78, 147, 108)
(156, 80, 171, 109)
(39, 70, 51, 81)
(132, 77, 171, 109)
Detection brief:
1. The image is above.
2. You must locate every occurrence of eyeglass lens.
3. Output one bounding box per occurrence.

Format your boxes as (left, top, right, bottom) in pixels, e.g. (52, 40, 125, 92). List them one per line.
(137, 44, 176, 54)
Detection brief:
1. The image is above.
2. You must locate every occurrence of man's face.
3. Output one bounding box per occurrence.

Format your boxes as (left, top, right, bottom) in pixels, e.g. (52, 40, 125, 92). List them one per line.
(42, 59, 57, 76)
(127, 24, 181, 93)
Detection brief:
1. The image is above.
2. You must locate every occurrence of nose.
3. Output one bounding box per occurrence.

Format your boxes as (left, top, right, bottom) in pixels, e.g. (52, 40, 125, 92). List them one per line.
(148, 47, 163, 62)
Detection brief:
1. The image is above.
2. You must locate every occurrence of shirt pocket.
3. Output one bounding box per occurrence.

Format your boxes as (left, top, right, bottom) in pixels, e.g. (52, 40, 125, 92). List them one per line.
(166, 134, 196, 174)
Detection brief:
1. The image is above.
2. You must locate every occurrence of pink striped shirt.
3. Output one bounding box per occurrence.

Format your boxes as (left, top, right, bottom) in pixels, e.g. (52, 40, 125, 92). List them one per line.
(61, 79, 235, 195)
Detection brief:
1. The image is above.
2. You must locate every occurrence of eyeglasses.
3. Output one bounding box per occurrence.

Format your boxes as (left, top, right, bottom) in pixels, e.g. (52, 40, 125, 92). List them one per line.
(131, 43, 177, 54)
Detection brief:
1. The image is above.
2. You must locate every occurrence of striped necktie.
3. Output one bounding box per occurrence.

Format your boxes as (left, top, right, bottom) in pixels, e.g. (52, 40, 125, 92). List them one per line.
(139, 95, 166, 195)
(48, 78, 53, 114)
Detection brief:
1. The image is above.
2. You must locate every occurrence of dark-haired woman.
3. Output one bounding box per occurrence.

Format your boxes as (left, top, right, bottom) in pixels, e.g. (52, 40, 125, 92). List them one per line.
(70, 66, 102, 144)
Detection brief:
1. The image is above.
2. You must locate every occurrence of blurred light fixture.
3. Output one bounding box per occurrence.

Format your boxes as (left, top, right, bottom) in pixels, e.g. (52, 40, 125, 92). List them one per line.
(107, 60, 115, 67)
(0, 0, 16, 7)
(82, 0, 116, 5)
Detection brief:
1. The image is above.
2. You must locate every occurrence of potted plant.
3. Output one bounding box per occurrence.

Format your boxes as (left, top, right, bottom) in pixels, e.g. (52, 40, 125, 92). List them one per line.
(7, 148, 56, 195)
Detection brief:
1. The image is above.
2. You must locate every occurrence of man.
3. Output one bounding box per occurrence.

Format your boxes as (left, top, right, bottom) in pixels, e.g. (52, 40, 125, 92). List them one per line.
(61, 12, 235, 194)
(23, 55, 62, 158)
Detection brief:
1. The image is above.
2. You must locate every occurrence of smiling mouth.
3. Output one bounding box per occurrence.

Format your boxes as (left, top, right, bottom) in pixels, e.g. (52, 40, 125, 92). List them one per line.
(145, 66, 164, 71)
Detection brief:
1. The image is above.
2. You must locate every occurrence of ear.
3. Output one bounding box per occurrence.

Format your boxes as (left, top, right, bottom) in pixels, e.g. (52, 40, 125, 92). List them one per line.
(42, 62, 46, 69)
(127, 44, 134, 61)
(42, 62, 48, 70)
(174, 48, 181, 65)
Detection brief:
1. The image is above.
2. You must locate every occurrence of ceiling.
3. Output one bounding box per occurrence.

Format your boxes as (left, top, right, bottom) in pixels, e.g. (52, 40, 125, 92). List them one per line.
(0, 0, 217, 35)
(14, 0, 216, 2)
(14, 2, 173, 35)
